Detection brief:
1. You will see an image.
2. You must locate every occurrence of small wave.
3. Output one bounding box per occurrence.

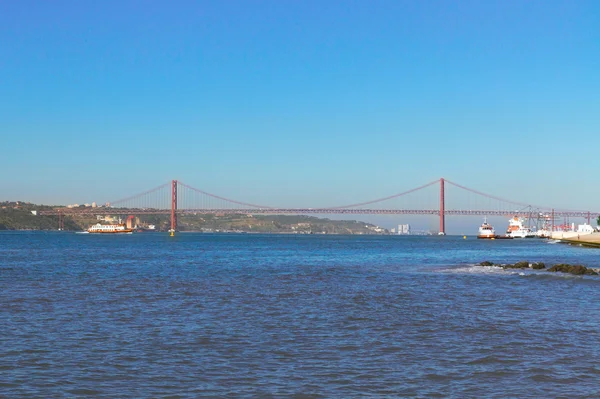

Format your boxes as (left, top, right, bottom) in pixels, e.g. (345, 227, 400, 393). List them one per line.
(443, 267, 600, 282)
(436, 264, 600, 280)
(520, 272, 584, 280)
(437, 265, 569, 278)
(467, 355, 519, 365)
(438, 265, 521, 275)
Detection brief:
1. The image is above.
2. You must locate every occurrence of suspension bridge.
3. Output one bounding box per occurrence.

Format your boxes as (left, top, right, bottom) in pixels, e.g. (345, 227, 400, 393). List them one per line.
(39, 178, 599, 234)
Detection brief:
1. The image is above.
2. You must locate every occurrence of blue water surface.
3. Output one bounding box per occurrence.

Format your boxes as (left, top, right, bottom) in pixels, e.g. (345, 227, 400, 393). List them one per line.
(1, 232, 600, 398)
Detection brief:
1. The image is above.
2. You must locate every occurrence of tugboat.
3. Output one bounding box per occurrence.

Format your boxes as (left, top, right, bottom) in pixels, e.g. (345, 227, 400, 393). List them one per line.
(506, 216, 535, 238)
(477, 217, 496, 239)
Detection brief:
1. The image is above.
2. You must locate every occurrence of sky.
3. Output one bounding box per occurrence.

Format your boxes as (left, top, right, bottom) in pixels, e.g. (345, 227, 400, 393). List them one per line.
(1, 0, 599, 231)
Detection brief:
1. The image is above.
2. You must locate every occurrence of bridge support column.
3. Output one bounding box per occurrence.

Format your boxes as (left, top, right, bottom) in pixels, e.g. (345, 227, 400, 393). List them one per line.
(588, 211, 591, 225)
(170, 180, 177, 236)
(439, 178, 445, 235)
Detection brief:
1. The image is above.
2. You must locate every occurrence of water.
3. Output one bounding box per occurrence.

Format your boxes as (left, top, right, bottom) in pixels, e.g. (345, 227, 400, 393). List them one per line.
(2, 232, 600, 398)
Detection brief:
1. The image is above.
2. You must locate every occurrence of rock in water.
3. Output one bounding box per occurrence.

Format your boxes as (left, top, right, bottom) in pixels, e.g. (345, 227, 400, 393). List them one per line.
(504, 261, 530, 269)
(548, 264, 598, 276)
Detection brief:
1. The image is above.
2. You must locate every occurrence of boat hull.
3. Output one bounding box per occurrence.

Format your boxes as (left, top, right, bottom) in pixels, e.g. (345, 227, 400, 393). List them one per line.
(477, 235, 514, 239)
(87, 230, 133, 234)
(508, 231, 535, 238)
(87, 222, 133, 234)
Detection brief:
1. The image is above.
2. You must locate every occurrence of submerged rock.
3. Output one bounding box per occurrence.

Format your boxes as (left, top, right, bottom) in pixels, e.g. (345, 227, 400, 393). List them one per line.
(506, 260, 529, 269)
(476, 260, 597, 276)
(504, 261, 530, 269)
(548, 264, 598, 276)
(548, 264, 572, 273)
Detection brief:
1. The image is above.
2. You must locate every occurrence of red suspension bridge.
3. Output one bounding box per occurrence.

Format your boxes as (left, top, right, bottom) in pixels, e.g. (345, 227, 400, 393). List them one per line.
(40, 178, 599, 233)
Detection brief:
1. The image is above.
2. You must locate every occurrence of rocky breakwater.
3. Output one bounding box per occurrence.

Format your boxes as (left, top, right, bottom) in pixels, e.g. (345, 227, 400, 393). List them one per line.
(479, 261, 599, 276)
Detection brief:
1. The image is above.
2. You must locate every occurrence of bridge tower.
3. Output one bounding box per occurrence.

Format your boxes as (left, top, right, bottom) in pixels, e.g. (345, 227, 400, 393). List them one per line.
(170, 179, 177, 236)
(588, 211, 591, 225)
(439, 178, 445, 235)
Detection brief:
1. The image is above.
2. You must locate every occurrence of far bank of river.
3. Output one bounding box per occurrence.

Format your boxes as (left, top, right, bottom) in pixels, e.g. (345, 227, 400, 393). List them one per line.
(555, 231, 600, 248)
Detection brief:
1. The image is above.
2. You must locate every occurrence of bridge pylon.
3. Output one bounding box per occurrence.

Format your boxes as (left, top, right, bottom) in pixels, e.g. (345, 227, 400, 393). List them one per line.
(170, 179, 177, 236)
(439, 178, 445, 235)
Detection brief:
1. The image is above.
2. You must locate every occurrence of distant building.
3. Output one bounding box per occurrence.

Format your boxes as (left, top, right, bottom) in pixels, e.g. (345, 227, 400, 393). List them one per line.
(398, 224, 411, 235)
(92, 202, 97, 208)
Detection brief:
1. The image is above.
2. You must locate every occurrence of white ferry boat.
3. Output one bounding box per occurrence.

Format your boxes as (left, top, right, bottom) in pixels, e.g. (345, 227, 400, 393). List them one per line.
(506, 216, 535, 238)
(88, 223, 133, 234)
(477, 217, 496, 239)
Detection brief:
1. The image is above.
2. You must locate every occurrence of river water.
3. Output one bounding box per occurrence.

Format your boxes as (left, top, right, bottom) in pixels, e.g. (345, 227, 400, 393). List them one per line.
(2, 232, 600, 398)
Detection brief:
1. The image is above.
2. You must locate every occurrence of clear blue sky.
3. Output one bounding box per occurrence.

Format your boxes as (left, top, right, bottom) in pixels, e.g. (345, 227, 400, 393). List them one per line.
(2, 0, 599, 216)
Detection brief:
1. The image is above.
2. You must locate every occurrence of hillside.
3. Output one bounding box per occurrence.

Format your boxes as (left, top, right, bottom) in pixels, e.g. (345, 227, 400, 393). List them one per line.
(177, 213, 387, 234)
(0, 201, 82, 231)
(0, 202, 389, 234)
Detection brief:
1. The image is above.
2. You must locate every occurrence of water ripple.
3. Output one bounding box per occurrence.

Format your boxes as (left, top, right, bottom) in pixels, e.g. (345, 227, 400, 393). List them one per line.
(2, 233, 600, 397)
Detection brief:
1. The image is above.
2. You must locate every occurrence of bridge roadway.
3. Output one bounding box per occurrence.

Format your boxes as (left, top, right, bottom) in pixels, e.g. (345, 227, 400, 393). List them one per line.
(39, 208, 600, 218)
